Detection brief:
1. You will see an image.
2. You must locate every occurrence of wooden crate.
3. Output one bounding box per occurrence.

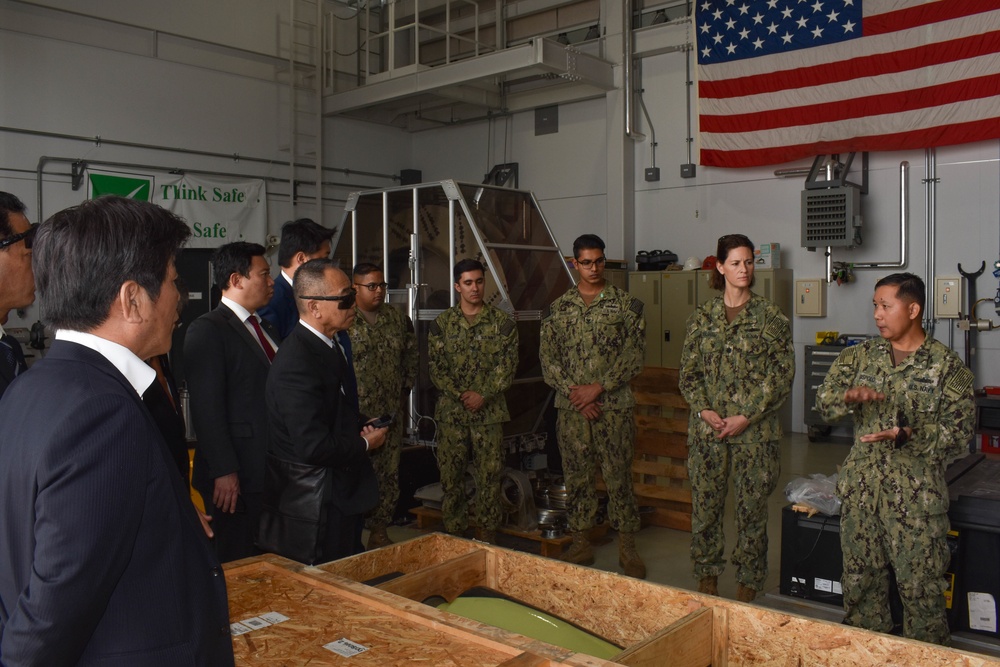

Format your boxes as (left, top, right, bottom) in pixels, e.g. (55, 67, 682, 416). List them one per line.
(227, 534, 1000, 666)
(596, 366, 693, 531)
(409, 506, 609, 558)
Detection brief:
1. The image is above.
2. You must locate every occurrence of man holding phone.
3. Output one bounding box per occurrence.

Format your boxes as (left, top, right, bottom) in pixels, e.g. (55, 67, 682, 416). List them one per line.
(348, 263, 418, 550)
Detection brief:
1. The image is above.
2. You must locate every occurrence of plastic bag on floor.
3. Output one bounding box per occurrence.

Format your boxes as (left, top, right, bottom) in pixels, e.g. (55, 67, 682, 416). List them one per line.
(784, 473, 841, 516)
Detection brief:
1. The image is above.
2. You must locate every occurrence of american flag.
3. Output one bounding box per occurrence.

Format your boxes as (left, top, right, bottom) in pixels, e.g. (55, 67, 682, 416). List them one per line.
(695, 1, 1000, 168)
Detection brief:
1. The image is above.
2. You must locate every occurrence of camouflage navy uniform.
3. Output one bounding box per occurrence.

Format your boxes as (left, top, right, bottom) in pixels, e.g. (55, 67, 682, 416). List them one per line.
(679, 293, 794, 591)
(428, 304, 517, 533)
(816, 336, 974, 644)
(349, 303, 418, 533)
(539, 284, 645, 534)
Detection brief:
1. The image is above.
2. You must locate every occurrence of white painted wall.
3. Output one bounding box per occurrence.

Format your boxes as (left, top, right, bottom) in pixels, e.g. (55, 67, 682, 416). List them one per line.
(3, 3, 998, 433)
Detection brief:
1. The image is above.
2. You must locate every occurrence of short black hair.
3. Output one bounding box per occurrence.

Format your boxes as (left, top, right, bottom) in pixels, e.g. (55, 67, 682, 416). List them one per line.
(353, 262, 381, 279)
(211, 241, 266, 291)
(875, 272, 925, 312)
(293, 258, 338, 315)
(572, 234, 605, 259)
(453, 258, 485, 283)
(0, 191, 27, 239)
(34, 196, 190, 331)
(277, 218, 334, 268)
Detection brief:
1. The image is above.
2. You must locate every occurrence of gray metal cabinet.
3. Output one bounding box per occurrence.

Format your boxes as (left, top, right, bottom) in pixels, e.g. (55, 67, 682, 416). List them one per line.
(804, 344, 853, 441)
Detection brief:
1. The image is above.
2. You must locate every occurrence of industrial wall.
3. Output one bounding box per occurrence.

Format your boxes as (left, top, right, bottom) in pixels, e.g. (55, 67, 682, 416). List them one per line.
(3, 0, 998, 433)
(412, 48, 1000, 432)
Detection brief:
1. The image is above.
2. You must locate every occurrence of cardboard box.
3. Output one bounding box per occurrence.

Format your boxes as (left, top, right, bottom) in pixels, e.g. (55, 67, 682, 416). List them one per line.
(755, 242, 781, 268)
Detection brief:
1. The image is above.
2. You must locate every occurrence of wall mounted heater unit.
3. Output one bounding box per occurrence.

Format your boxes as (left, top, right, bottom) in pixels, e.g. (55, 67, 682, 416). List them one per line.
(801, 185, 861, 251)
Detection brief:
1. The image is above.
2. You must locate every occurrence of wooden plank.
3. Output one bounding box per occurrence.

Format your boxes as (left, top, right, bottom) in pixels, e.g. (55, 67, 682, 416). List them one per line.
(632, 391, 690, 410)
(645, 508, 693, 531)
(499, 653, 557, 666)
(631, 482, 692, 504)
(376, 550, 490, 603)
(631, 459, 688, 481)
(712, 607, 728, 667)
(630, 367, 680, 394)
(634, 432, 688, 458)
(634, 414, 689, 434)
(613, 607, 714, 667)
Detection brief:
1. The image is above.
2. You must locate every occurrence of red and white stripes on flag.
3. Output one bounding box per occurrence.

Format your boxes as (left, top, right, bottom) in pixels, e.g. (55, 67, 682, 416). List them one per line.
(696, 0, 1000, 169)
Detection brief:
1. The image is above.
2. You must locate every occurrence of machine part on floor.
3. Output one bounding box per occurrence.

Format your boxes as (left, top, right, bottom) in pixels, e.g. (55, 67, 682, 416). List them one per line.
(957, 261, 989, 371)
(698, 576, 718, 596)
(500, 469, 538, 532)
(736, 584, 758, 603)
(367, 527, 393, 550)
(618, 532, 646, 580)
(560, 531, 595, 566)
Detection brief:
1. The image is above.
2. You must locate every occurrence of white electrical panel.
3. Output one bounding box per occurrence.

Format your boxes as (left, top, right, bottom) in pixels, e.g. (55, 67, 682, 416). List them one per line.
(935, 277, 962, 319)
(795, 279, 826, 317)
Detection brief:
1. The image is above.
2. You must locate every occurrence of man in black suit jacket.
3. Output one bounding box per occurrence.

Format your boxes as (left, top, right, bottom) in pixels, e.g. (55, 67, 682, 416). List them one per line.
(264, 259, 387, 561)
(0, 196, 234, 666)
(0, 192, 36, 398)
(185, 242, 277, 562)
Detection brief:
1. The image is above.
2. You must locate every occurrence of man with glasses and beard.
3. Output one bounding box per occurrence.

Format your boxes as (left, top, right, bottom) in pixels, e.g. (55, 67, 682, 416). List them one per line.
(262, 259, 387, 563)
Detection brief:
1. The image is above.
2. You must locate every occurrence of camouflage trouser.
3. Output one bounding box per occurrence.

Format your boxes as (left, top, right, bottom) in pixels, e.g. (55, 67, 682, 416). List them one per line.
(556, 408, 640, 534)
(840, 503, 951, 645)
(364, 417, 403, 531)
(688, 437, 779, 590)
(436, 422, 503, 533)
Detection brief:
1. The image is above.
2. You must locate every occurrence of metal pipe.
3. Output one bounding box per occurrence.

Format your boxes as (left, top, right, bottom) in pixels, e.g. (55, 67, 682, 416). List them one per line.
(684, 0, 694, 165)
(5, 125, 398, 181)
(637, 82, 657, 167)
(623, 0, 643, 140)
(850, 161, 909, 270)
(448, 197, 456, 308)
(774, 167, 812, 178)
(924, 148, 937, 332)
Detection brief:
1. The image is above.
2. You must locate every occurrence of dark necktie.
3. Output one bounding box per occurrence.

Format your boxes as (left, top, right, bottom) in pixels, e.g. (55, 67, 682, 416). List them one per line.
(0, 334, 28, 377)
(335, 330, 360, 413)
(247, 316, 275, 362)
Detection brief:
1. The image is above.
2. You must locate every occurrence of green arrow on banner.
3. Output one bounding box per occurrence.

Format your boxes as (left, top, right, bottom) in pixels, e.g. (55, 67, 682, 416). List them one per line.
(88, 173, 152, 201)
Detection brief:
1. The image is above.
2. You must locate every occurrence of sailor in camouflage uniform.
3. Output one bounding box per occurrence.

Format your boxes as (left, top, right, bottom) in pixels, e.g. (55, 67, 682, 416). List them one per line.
(428, 259, 518, 544)
(349, 263, 418, 550)
(816, 273, 974, 645)
(679, 234, 794, 602)
(540, 234, 647, 579)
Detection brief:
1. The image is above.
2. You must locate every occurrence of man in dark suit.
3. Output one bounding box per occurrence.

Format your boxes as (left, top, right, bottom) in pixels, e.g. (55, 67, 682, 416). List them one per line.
(0, 196, 234, 666)
(258, 218, 334, 339)
(0, 192, 36, 398)
(264, 259, 387, 562)
(185, 242, 277, 562)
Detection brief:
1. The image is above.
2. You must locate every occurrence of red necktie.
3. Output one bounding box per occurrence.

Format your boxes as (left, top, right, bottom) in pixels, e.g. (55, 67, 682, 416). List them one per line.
(248, 316, 275, 362)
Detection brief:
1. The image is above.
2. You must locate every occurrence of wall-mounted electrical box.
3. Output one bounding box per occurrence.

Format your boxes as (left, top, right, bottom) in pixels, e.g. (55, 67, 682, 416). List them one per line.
(795, 279, 826, 317)
(935, 276, 962, 319)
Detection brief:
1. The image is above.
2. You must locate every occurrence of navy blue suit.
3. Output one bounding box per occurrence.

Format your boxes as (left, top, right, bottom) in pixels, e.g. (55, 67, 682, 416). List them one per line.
(0, 341, 233, 667)
(257, 275, 298, 339)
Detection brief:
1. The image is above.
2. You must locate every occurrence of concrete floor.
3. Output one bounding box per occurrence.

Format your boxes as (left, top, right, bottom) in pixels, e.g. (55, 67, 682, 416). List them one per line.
(376, 432, 1000, 658)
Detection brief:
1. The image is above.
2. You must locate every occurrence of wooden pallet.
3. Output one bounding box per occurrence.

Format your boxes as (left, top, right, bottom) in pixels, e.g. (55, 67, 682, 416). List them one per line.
(408, 506, 608, 559)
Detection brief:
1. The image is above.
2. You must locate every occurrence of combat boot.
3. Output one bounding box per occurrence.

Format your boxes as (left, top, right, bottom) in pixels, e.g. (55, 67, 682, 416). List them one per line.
(618, 532, 646, 579)
(736, 584, 757, 602)
(366, 526, 393, 550)
(475, 527, 497, 545)
(697, 576, 718, 596)
(560, 531, 595, 565)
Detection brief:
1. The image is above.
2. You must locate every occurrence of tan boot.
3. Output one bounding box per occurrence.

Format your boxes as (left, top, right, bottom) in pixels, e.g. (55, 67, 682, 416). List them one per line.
(736, 583, 757, 602)
(366, 526, 393, 550)
(697, 576, 719, 596)
(475, 527, 497, 545)
(618, 532, 646, 579)
(560, 531, 595, 565)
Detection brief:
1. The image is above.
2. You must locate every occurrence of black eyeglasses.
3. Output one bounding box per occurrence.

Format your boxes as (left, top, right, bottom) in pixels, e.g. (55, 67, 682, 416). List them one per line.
(355, 282, 388, 292)
(0, 224, 38, 251)
(576, 256, 606, 268)
(298, 289, 357, 310)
